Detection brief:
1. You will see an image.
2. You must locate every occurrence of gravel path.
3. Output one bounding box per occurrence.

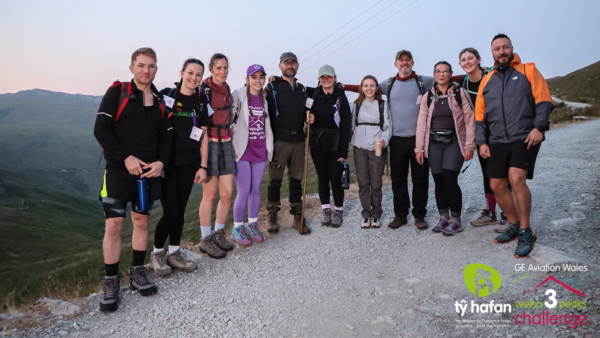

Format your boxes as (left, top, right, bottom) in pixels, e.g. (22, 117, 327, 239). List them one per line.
(9, 119, 600, 338)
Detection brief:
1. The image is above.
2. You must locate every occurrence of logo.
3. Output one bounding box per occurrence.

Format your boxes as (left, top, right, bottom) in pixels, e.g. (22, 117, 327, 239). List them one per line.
(524, 276, 586, 297)
(512, 76, 518, 80)
(254, 65, 261, 69)
(464, 263, 502, 298)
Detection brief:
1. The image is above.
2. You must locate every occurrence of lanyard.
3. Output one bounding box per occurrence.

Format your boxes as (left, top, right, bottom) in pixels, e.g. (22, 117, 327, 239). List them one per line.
(192, 109, 197, 127)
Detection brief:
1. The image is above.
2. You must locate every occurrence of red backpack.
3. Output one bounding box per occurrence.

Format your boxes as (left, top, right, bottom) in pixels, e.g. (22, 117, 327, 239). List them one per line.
(106, 81, 165, 121)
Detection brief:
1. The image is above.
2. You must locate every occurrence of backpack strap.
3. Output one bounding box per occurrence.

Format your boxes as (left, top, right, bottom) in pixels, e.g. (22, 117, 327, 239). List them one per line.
(355, 100, 386, 130)
(354, 103, 361, 129)
(386, 76, 395, 99)
(426, 91, 434, 108)
(270, 82, 280, 117)
(115, 82, 133, 122)
(454, 87, 463, 108)
(378, 100, 385, 130)
(524, 62, 535, 83)
(415, 75, 425, 95)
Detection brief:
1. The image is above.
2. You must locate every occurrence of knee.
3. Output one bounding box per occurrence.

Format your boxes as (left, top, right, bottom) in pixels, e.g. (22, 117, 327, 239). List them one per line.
(104, 219, 123, 238)
(202, 190, 218, 203)
(489, 179, 507, 193)
(220, 189, 233, 202)
(131, 215, 149, 231)
(508, 172, 527, 190)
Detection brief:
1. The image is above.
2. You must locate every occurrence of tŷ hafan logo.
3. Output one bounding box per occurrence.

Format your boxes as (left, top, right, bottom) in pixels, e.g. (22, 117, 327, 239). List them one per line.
(455, 264, 512, 316)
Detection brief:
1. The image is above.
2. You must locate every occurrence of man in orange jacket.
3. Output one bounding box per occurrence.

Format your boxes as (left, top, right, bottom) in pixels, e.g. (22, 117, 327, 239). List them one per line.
(475, 34, 553, 258)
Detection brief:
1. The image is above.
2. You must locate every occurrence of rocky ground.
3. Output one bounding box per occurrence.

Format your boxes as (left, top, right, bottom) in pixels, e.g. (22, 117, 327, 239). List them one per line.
(2, 119, 600, 338)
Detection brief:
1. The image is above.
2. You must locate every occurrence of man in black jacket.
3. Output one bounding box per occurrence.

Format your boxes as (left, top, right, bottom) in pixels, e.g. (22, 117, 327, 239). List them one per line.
(264, 52, 311, 235)
(94, 47, 173, 312)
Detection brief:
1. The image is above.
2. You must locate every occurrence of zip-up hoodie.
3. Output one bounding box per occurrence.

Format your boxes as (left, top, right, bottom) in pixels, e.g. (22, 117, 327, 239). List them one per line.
(94, 80, 173, 170)
(231, 87, 274, 162)
(415, 82, 476, 157)
(475, 53, 553, 145)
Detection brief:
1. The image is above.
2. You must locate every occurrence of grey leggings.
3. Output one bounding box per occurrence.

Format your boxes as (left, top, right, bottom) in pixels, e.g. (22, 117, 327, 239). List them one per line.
(427, 132, 463, 174)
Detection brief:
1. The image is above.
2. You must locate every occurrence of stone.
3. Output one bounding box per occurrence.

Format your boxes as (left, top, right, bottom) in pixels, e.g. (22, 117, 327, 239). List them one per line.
(182, 248, 204, 262)
(40, 298, 81, 316)
(58, 331, 68, 336)
(346, 324, 355, 330)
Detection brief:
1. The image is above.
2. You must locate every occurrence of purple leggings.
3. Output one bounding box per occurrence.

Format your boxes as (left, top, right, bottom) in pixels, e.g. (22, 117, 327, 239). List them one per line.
(233, 161, 267, 223)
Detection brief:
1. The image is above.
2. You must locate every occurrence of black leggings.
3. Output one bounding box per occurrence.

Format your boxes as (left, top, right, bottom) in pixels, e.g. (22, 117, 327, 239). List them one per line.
(310, 148, 344, 207)
(154, 162, 198, 248)
(432, 169, 462, 215)
(477, 145, 493, 195)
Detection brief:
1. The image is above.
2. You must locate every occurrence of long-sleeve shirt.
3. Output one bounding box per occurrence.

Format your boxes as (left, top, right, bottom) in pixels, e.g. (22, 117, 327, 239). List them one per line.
(350, 99, 392, 151)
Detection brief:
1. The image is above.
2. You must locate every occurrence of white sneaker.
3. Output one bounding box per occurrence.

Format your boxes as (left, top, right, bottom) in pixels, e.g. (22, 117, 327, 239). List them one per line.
(371, 218, 381, 228)
(361, 218, 371, 229)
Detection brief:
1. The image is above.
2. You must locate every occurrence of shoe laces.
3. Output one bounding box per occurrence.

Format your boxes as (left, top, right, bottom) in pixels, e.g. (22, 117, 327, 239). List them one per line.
(479, 210, 490, 218)
(449, 218, 461, 230)
(131, 267, 150, 286)
(247, 223, 260, 237)
(234, 226, 249, 240)
(102, 277, 118, 299)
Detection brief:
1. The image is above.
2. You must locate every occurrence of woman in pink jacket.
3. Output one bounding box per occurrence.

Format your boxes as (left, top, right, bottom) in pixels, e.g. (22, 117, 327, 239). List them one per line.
(415, 61, 475, 236)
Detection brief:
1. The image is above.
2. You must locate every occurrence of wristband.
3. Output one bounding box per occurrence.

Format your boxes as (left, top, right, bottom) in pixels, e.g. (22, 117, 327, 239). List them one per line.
(199, 166, 208, 171)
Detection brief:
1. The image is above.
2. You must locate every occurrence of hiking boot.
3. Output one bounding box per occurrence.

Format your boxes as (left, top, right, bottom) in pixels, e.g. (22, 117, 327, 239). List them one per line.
(388, 216, 407, 229)
(371, 218, 381, 228)
(442, 217, 463, 236)
(213, 229, 234, 251)
(514, 227, 538, 258)
(167, 249, 196, 273)
(432, 217, 450, 233)
(494, 212, 510, 233)
(321, 208, 332, 226)
(330, 210, 343, 228)
(247, 222, 264, 243)
(292, 214, 310, 235)
(99, 276, 120, 312)
(470, 209, 497, 227)
(231, 226, 252, 246)
(361, 218, 371, 229)
(266, 211, 279, 233)
(197, 235, 227, 259)
(129, 266, 157, 296)
(415, 217, 428, 230)
(494, 222, 520, 244)
(150, 251, 172, 277)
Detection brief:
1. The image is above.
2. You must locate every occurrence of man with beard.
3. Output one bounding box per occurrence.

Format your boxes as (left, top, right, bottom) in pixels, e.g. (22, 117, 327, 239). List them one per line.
(264, 52, 311, 235)
(344, 50, 435, 230)
(476, 34, 553, 258)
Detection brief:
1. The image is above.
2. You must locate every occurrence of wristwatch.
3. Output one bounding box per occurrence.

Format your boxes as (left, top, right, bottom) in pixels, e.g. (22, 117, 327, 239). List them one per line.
(199, 166, 208, 171)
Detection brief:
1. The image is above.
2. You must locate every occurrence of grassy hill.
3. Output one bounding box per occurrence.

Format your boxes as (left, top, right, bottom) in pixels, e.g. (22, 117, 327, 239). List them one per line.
(0, 90, 103, 196)
(547, 60, 600, 104)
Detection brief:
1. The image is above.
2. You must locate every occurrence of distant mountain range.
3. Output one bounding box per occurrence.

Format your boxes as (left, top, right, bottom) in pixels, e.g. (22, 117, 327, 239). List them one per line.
(548, 60, 600, 104)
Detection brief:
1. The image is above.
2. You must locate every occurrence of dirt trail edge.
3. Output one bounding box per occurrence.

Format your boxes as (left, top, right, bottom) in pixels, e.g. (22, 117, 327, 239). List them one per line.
(7, 119, 600, 338)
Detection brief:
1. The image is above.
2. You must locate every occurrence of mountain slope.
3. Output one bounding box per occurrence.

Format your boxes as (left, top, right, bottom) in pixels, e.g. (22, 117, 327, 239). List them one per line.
(547, 60, 600, 104)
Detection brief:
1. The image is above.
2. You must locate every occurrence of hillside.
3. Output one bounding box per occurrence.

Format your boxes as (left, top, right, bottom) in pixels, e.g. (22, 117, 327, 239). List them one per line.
(547, 60, 600, 104)
(0, 90, 103, 196)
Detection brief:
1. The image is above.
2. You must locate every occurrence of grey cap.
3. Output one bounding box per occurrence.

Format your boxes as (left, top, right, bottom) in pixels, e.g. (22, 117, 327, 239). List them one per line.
(395, 50, 413, 60)
(280, 52, 298, 63)
(318, 64, 336, 78)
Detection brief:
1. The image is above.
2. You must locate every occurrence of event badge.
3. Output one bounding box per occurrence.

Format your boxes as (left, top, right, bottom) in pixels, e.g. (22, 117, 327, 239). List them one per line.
(305, 97, 314, 109)
(164, 95, 175, 108)
(190, 126, 203, 141)
(416, 95, 422, 105)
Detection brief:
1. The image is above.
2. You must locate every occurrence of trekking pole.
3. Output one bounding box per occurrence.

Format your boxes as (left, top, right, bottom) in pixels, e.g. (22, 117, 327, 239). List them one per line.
(300, 110, 311, 233)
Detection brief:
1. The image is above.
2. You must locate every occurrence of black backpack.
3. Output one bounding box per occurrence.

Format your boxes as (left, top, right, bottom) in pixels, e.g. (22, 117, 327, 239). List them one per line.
(354, 100, 386, 130)
(386, 75, 425, 99)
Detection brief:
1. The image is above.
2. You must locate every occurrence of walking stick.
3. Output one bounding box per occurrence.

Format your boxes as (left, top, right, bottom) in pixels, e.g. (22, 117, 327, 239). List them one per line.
(300, 110, 311, 233)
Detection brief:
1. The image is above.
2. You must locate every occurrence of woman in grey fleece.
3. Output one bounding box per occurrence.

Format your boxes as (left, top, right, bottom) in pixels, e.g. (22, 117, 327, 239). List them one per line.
(350, 75, 392, 229)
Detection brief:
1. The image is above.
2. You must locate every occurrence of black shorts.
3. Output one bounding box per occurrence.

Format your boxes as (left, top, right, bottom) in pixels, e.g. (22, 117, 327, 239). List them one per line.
(99, 169, 161, 219)
(486, 141, 541, 179)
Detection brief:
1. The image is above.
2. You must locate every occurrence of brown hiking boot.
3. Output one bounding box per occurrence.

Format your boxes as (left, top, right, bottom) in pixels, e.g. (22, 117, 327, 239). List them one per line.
(292, 214, 310, 235)
(196, 235, 226, 259)
(212, 229, 234, 251)
(267, 211, 279, 233)
(415, 217, 429, 230)
(167, 249, 196, 273)
(388, 216, 407, 229)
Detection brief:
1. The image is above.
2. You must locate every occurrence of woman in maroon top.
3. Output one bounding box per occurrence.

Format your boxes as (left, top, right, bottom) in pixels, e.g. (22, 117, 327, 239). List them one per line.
(196, 53, 236, 259)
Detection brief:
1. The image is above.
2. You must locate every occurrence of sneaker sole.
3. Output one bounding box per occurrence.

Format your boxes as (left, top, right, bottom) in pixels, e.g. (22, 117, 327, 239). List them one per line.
(494, 228, 509, 233)
(515, 234, 538, 258)
(442, 226, 464, 236)
(169, 265, 196, 273)
(99, 302, 118, 312)
(471, 220, 497, 227)
(230, 235, 252, 247)
(330, 223, 342, 228)
(371, 225, 380, 229)
(361, 225, 371, 229)
(154, 268, 172, 277)
(431, 227, 446, 233)
(494, 236, 518, 244)
(130, 284, 157, 296)
(321, 222, 331, 226)
(197, 246, 227, 259)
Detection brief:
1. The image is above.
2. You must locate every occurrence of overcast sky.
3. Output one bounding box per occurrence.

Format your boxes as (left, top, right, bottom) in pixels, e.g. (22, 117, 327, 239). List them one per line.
(1, 0, 598, 96)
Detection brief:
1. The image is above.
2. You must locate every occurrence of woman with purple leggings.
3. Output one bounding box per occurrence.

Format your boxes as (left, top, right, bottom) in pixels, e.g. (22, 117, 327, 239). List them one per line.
(230, 64, 274, 246)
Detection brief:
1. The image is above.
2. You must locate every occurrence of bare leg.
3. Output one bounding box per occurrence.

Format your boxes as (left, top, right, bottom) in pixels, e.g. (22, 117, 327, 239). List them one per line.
(490, 178, 519, 225)
(216, 174, 234, 224)
(200, 176, 219, 227)
(508, 168, 531, 229)
(103, 217, 124, 264)
(131, 211, 150, 251)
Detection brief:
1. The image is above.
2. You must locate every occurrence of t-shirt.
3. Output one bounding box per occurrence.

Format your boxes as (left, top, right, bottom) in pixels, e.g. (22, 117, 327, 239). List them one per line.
(240, 94, 267, 162)
(430, 91, 455, 130)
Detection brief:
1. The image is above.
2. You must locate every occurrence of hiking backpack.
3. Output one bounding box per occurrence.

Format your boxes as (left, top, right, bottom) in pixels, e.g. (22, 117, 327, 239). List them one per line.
(105, 81, 165, 121)
(386, 75, 426, 99)
(426, 87, 464, 109)
(354, 100, 386, 130)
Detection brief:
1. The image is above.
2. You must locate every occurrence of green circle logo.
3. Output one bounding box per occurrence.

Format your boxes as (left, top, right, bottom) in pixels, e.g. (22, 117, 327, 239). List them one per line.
(464, 263, 502, 298)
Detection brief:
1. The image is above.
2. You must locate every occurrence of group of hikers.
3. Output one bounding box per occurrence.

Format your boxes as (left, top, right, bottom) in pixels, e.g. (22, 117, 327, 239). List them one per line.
(93, 33, 554, 312)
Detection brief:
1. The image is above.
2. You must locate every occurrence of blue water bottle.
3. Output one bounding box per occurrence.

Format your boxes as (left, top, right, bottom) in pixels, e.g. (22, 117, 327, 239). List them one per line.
(341, 161, 350, 190)
(137, 176, 150, 212)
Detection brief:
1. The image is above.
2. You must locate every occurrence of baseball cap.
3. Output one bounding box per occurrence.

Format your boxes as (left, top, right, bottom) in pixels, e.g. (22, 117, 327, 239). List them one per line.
(318, 64, 336, 78)
(280, 52, 298, 63)
(395, 50, 413, 60)
(247, 64, 266, 77)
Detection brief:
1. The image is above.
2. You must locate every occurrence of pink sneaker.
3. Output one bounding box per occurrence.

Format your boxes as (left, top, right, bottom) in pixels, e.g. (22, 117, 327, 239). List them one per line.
(246, 222, 264, 243)
(231, 226, 252, 246)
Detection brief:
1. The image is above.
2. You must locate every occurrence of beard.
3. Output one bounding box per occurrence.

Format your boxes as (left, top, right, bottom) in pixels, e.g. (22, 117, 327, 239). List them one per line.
(282, 68, 297, 78)
(494, 53, 514, 69)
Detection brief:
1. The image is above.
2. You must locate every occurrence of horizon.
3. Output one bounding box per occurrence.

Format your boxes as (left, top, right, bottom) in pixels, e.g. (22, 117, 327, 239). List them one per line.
(1, 0, 599, 96)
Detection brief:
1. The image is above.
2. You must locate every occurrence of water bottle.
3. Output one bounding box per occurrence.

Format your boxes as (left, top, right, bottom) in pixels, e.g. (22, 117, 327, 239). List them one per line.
(341, 161, 350, 190)
(137, 176, 150, 212)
